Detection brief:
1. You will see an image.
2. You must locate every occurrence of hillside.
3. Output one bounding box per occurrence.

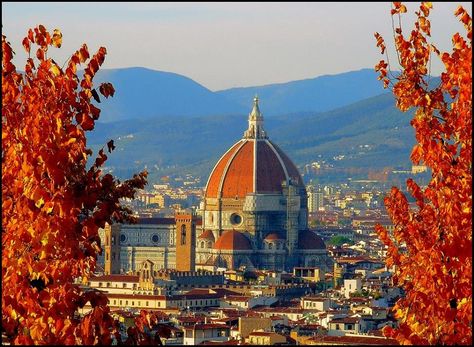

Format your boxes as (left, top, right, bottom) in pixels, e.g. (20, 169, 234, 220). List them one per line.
(216, 68, 387, 115)
(90, 67, 388, 122)
(88, 92, 416, 184)
(91, 67, 246, 122)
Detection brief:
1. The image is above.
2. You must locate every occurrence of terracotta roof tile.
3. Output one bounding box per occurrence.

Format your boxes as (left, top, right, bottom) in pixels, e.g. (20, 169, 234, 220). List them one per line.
(264, 233, 284, 241)
(256, 141, 287, 193)
(297, 230, 326, 250)
(271, 142, 304, 186)
(214, 230, 252, 250)
(205, 138, 305, 200)
(221, 141, 254, 198)
(198, 230, 215, 241)
(206, 141, 243, 198)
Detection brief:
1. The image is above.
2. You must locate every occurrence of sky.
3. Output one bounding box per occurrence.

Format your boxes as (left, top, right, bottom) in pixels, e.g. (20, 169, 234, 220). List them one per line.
(2, 2, 472, 91)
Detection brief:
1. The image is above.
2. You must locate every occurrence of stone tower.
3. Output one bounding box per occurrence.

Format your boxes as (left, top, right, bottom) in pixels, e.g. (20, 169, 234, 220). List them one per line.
(104, 223, 121, 274)
(175, 211, 196, 271)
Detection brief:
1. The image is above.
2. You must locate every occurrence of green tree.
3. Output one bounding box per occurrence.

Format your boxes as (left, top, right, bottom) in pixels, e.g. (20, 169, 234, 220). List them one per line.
(327, 236, 354, 246)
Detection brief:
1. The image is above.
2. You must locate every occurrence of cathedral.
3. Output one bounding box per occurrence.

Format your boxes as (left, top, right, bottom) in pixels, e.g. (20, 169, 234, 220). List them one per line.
(102, 97, 333, 274)
(195, 96, 332, 272)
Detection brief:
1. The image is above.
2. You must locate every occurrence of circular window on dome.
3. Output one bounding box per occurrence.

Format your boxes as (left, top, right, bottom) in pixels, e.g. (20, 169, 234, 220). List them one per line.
(120, 234, 126, 243)
(151, 234, 160, 243)
(230, 213, 242, 225)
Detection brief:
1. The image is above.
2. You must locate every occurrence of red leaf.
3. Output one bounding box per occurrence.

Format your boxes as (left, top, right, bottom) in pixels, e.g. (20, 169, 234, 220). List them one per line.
(22, 37, 30, 53)
(99, 83, 115, 98)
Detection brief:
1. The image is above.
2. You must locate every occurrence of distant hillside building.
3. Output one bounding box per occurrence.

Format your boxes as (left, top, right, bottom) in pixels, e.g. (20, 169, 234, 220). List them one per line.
(307, 185, 324, 213)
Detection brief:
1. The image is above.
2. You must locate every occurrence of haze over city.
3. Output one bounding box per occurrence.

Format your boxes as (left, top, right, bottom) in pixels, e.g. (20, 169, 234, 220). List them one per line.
(2, 2, 471, 90)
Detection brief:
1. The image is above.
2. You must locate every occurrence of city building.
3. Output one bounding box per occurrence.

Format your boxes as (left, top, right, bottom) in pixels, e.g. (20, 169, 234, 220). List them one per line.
(307, 185, 324, 213)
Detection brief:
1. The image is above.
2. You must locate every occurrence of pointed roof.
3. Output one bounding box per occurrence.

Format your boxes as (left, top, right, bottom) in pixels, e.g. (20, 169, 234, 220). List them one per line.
(243, 95, 267, 139)
(249, 95, 262, 120)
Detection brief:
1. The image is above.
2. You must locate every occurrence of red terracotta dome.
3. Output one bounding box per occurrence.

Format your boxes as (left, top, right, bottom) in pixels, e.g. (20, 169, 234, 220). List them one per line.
(214, 230, 252, 251)
(264, 233, 284, 241)
(205, 139, 303, 199)
(205, 97, 304, 199)
(198, 230, 215, 241)
(298, 230, 326, 250)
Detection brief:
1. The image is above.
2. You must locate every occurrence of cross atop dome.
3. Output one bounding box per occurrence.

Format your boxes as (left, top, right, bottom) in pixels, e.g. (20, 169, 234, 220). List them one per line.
(244, 95, 268, 139)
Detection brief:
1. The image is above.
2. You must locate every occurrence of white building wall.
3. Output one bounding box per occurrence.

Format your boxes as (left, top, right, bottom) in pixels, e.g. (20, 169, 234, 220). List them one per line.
(343, 278, 362, 298)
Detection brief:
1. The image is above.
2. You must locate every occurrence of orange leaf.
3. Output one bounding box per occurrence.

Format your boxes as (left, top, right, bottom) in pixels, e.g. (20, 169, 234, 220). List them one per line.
(52, 29, 62, 48)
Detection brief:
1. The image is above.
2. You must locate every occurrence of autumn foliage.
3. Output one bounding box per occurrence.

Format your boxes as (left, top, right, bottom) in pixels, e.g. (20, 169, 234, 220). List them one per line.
(1, 25, 162, 344)
(374, 2, 472, 345)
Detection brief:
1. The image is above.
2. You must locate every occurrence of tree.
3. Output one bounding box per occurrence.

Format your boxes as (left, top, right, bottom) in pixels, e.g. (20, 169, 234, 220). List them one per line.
(1, 25, 159, 344)
(374, 2, 471, 345)
(327, 235, 354, 247)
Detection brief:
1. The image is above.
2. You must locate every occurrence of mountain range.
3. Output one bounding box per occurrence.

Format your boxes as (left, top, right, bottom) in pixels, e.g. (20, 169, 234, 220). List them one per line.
(87, 67, 419, 183)
(92, 67, 387, 122)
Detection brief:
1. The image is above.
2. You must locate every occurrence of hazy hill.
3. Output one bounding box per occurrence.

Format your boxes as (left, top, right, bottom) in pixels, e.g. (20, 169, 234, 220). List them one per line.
(92, 67, 246, 122)
(216, 68, 387, 115)
(91, 67, 388, 122)
(88, 91, 416, 183)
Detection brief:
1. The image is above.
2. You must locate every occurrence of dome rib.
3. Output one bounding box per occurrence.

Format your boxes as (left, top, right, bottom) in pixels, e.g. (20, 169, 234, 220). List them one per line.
(219, 140, 254, 199)
(205, 140, 244, 198)
(264, 140, 290, 184)
(271, 143, 304, 186)
(256, 140, 287, 193)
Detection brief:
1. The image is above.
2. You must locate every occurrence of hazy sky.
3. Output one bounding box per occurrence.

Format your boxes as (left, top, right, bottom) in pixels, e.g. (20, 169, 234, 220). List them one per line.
(2, 2, 471, 90)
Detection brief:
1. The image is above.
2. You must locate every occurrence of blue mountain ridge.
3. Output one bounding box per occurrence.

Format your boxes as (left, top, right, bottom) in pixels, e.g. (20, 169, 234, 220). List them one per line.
(91, 67, 387, 122)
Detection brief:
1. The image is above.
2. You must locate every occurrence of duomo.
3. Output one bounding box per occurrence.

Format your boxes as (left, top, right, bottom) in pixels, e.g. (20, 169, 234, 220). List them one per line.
(100, 97, 333, 275)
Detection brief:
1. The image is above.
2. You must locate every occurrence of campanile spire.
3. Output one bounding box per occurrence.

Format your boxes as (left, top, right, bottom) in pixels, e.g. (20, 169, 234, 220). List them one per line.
(244, 95, 267, 139)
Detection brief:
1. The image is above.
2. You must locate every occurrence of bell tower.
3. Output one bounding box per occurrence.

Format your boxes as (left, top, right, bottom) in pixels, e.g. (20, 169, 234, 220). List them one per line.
(175, 210, 196, 271)
(104, 223, 121, 274)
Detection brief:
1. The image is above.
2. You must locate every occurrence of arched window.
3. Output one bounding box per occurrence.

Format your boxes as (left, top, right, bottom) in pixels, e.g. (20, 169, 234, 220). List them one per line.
(200, 241, 205, 248)
(268, 243, 273, 250)
(181, 225, 187, 245)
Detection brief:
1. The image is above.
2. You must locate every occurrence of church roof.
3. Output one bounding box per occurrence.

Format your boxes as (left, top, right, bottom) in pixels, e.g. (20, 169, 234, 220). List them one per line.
(214, 230, 252, 251)
(264, 233, 284, 241)
(298, 230, 326, 250)
(198, 229, 215, 241)
(205, 97, 304, 199)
